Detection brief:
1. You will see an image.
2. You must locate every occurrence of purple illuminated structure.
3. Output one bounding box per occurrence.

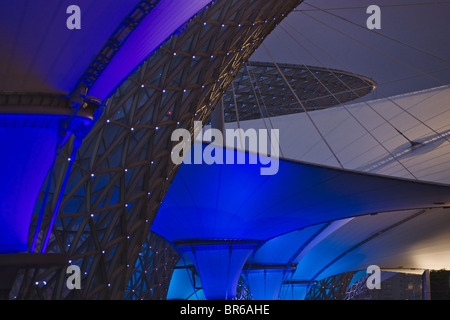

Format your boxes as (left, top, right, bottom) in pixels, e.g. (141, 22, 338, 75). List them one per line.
(151, 143, 450, 299)
(0, 0, 216, 253)
(0, 114, 60, 253)
(2, 0, 304, 299)
(0, 96, 93, 298)
(88, 0, 212, 101)
(0, 0, 216, 297)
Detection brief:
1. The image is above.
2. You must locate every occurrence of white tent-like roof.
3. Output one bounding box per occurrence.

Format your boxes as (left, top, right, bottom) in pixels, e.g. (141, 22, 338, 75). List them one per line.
(220, 85, 450, 298)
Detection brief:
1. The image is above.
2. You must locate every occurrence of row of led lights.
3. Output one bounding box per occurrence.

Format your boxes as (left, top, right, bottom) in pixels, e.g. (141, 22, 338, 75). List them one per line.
(146, 15, 288, 94)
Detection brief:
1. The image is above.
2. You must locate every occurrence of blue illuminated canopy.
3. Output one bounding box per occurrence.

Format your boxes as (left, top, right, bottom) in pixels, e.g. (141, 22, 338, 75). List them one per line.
(152, 143, 450, 242)
(151, 143, 450, 299)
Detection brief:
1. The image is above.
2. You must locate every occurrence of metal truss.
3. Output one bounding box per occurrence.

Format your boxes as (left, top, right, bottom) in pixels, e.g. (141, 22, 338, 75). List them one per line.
(305, 272, 356, 300)
(76, 1, 161, 98)
(11, 0, 303, 300)
(123, 231, 179, 300)
(221, 61, 376, 122)
(344, 274, 371, 300)
(235, 276, 252, 300)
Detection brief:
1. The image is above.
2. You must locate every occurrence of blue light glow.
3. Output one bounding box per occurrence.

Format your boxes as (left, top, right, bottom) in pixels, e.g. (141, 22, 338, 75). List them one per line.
(152, 143, 450, 299)
(89, 0, 213, 101)
(181, 244, 254, 300)
(152, 143, 450, 242)
(0, 115, 60, 253)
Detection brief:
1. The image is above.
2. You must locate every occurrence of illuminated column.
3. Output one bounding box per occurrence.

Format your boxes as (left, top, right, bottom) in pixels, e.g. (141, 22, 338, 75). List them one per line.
(0, 114, 60, 253)
(176, 240, 260, 300)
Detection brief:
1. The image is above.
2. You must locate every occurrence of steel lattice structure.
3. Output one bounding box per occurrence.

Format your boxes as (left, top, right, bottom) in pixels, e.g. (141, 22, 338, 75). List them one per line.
(345, 274, 372, 300)
(123, 231, 179, 300)
(221, 62, 376, 122)
(10, 0, 303, 300)
(305, 272, 356, 300)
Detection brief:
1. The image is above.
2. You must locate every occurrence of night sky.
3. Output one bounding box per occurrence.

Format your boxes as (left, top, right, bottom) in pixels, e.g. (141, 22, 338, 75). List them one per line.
(253, 0, 450, 101)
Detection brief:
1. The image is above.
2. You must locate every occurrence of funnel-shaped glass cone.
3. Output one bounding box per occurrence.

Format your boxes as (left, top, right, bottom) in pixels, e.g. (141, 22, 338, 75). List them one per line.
(179, 241, 257, 300)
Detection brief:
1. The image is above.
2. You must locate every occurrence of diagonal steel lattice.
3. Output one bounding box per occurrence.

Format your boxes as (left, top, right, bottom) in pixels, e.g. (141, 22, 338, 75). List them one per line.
(122, 232, 179, 300)
(344, 274, 372, 300)
(10, 0, 304, 300)
(305, 272, 356, 300)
